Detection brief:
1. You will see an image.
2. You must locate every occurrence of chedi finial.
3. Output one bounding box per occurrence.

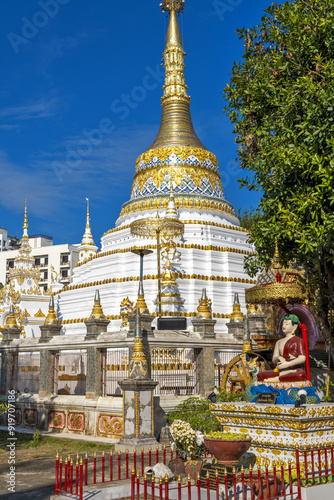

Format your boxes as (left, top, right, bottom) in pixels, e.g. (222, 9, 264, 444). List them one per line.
(160, 0, 185, 14)
(23, 199, 28, 231)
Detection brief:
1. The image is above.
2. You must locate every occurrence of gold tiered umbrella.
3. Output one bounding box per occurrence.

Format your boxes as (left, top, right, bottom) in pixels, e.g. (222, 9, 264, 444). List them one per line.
(245, 239, 307, 307)
(130, 215, 184, 316)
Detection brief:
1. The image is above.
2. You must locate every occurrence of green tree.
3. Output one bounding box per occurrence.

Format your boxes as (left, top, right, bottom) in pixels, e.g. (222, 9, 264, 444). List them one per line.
(224, 0, 334, 344)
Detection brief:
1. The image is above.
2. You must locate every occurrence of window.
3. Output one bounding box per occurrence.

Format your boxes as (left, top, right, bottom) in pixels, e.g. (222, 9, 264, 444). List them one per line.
(61, 254, 69, 264)
(44, 257, 48, 265)
(35, 258, 40, 266)
(43, 271, 48, 280)
(8, 260, 14, 268)
(61, 270, 68, 278)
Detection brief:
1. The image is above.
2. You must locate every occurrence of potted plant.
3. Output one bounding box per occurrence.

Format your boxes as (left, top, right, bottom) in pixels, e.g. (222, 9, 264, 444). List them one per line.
(170, 420, 205, 479)
(204, 431, 252, 465)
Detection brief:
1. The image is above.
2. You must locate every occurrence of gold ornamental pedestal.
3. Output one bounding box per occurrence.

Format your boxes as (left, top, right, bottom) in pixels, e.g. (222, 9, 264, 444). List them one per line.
(130, 216, 184, 316)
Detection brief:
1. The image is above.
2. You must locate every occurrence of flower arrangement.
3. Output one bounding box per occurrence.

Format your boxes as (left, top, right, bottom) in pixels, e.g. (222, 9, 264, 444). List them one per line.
(170, 420, 204, 460)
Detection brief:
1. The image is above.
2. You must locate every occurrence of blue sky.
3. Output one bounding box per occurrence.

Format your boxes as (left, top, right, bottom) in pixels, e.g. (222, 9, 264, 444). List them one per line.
(0, 0, 274, 246)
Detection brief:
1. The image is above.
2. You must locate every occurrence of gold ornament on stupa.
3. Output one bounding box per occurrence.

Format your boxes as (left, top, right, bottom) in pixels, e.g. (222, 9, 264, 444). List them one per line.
(196, 288, 212, 320)
(89, 290, 106, 320)
(44, 296, 59, 325)
(121, 0, 226, 219)
(128, 308, 148, 379)
(245, 238, 307, 305)
(78, 199, 98, 263)
(230, 293, 245, 322)
(6, 304, 19, 329)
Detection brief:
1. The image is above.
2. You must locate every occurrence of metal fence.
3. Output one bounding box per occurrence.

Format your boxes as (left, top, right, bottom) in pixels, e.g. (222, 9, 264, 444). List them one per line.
(102, 348, 129, 396)
(56, 350, 87, 395)
(151, 348, 199, 396)
(17, 351, 40, 394)
(55, 445, 334, 500)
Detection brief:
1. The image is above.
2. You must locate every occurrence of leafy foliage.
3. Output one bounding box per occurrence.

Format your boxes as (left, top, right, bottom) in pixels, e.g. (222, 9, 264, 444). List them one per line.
(215, 388, 245, 402)
(167, 397, 221, 433)
(224, 0, 334, 342)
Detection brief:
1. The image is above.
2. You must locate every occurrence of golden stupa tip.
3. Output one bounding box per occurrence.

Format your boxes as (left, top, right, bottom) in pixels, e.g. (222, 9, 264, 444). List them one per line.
(163, 2, 184, 49)
(272, 236, 282, 270)
(160, 1, 185, 14)
(86, 198, 90, 227)
(23, 199, 28, 230)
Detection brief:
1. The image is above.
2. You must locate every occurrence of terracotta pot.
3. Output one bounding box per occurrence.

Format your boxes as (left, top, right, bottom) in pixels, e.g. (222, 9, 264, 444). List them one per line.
(204, 437, 252, 465)
(184, 460, 203, 481)
(169, 453, 186, 477)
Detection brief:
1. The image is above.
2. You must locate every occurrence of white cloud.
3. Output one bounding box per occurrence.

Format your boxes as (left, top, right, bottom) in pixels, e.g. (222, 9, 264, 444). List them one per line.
(0, 97, 62, 121)
(0, 123, 157, 224)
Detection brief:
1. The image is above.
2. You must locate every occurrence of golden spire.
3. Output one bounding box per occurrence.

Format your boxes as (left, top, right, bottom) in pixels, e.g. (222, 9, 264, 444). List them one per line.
(89, 290, 106, 320)
(230, 293, 245, 322)
(272, 237, 283, 270)
(78, 199, 98, 263)
(86, 198, 91, 229)
(45, 296, 59, 325)
(165, 178, 178, 218)
(6, 304, 19, 329)
(146, 1, 205, 150)
(196, 288, 212, 319)
(23, 199, 28, 231)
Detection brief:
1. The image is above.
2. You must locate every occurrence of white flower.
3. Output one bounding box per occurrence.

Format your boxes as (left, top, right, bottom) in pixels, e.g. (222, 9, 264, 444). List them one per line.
(195, 431, 204, 446)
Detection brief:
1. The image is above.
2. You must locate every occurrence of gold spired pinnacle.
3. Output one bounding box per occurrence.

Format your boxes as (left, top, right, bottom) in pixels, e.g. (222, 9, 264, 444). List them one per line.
(6, 304, 19, 329)
(272, 237, 282, 271)
(23, 199, 29, 232)
(78, 199, 98, 263)
(146, 0, 205, 150)
(45, 296, 59, 325)
(120, 0, 227, 219)
(230, 293, 245, 322)
(129, 309, 148, 378)
(89, 290, 106, 320)
(196, 288, 212, 319)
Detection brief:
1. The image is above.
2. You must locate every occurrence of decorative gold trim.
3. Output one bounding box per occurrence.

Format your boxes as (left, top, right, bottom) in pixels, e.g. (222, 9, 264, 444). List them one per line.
(76, 241, 254, 269)
(55, 272, 256, 296)
(60, 309, 232, 325)
(135, 391, 139, 438)
(136, 147, 218, 170)
(104, 219, 247, 238)
(117, 198, 236, 220)
(34, 309, 46, 318)
(151, 392, 154, 437)
(246, 282, 307, 304)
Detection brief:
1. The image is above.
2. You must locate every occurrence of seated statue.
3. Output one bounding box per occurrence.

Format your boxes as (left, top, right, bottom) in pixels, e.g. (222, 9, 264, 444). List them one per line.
(257, 314, 306, 383)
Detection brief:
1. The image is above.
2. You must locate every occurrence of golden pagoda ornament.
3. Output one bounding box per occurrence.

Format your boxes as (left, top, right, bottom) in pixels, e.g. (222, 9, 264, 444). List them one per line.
(89, 290, 106, 320)
(230, 293, 245, 322)
(196, 288, 212, 320)
(44, 296, 59, 325)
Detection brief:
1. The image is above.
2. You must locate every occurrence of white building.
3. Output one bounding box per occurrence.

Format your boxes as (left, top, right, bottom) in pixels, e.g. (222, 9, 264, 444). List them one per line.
(0, 233, 79, 290)
(0, 228, 7, 252)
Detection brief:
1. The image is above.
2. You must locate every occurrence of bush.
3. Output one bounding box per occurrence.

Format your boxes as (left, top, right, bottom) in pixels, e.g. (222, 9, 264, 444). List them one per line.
(167, 397, 221, 433)
(215, 388, 245, 403)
